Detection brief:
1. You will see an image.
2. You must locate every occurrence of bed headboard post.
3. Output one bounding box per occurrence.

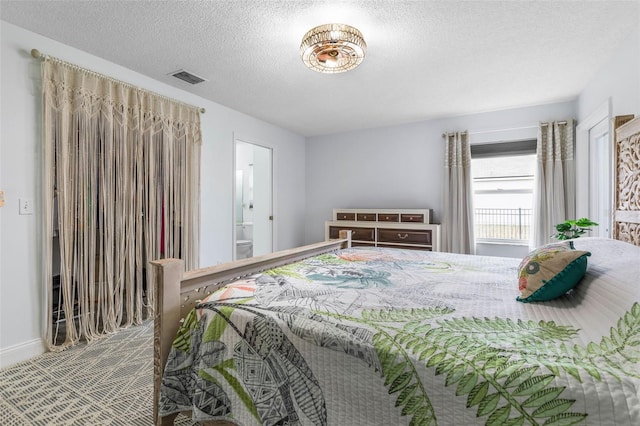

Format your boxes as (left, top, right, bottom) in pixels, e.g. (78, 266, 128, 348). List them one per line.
(150, 258, 184, 426)
(339, 229, 352, 247)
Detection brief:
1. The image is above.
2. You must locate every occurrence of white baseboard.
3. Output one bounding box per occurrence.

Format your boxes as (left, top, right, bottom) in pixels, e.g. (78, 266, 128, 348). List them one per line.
(0, 338, 45, 369)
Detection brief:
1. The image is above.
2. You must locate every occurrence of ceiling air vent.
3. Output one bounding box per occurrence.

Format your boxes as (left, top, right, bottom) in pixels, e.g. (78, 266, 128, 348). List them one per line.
(169, 69, 208, 85)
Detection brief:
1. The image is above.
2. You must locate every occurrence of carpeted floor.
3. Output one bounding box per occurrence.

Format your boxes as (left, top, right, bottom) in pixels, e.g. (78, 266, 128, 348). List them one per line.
(0, 321, 196, 425)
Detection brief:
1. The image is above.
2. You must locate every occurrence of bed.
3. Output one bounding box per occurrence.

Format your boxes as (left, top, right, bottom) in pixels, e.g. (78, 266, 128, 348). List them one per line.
(152, 237, 640, 425)
(152, 116, 640, 426)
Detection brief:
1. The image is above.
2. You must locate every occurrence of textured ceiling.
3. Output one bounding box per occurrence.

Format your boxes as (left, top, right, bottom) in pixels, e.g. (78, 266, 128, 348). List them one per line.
(1, 1, 639, 137)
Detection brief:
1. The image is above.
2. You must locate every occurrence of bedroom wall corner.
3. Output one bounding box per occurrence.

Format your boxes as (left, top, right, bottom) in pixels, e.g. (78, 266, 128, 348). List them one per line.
(577, 25, 640, 121)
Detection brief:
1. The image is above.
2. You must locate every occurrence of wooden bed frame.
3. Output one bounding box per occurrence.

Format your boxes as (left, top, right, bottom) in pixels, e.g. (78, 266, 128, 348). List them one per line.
(150, 231, 352, 425)
(149, 115, 640, 426)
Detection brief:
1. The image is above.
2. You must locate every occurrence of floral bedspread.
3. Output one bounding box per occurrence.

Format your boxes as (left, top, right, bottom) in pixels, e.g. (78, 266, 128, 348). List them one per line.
(159, 239, 640, 425)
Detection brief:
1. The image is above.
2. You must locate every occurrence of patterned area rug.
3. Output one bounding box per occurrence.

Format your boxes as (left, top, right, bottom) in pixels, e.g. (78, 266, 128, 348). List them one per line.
(0, 321, 196, 425)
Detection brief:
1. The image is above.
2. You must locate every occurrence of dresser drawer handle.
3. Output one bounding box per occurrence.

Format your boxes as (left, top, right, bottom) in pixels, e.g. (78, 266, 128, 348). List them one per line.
(342, 215, 347, 219)
(385, 216, 389, 220)
(397, 233, 409, 240)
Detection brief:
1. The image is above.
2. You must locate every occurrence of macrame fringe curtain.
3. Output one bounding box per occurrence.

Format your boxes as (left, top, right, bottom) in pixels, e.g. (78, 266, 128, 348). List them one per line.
(533, 120, 575, 247)
(442, 131, 475, 254)
(42, 58, 201, 350)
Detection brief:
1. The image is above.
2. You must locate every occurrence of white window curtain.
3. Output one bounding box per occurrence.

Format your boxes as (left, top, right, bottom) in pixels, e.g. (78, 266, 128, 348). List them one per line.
(42, 57, 202, 350)
(533, 120, 575, 247)
(442, 131, 475, 254)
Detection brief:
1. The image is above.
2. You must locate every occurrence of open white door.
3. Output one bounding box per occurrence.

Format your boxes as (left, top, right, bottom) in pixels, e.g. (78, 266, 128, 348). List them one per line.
(252, 144, 273, 256)
(234, 140, 273, 258)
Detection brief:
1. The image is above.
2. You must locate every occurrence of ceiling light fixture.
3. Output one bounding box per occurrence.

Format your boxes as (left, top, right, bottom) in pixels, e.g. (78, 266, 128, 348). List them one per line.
(300, 23, 366, 74)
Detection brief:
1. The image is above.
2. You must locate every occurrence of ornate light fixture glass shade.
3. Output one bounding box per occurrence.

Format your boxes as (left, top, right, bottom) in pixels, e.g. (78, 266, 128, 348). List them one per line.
(300, 23, 366, 74)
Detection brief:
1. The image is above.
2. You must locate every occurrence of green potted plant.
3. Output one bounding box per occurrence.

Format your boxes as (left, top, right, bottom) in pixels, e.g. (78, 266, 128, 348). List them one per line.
(552, 218, 599, 240)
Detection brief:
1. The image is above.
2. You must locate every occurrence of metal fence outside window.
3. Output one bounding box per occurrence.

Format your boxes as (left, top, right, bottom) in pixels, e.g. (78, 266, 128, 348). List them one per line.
(474, 208, 532, 242)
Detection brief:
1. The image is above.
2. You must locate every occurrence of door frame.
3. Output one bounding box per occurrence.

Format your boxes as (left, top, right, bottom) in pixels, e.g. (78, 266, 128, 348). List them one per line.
(576, 99, 612, 228)
(232, 134, 276, 259)
(587, 118, 611, 237)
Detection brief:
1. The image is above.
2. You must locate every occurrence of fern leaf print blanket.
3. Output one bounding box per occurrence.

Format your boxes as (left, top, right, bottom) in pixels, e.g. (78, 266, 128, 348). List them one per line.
(159, 238, 640, 425)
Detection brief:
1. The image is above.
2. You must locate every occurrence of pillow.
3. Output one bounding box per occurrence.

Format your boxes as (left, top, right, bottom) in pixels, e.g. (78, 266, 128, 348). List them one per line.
(516, 241, 591, 303)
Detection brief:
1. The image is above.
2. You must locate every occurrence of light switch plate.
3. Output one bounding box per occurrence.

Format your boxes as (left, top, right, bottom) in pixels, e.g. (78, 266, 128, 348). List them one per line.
(19, 198, 33, 215)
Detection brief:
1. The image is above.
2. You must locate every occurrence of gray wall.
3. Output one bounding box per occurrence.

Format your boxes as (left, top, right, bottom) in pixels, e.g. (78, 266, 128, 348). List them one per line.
(305, 102, 577, 247)
(578, 26, 640, 122)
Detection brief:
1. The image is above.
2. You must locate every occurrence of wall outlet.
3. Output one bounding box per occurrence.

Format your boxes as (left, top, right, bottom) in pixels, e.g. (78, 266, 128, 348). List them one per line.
(19, 198, 33, 215)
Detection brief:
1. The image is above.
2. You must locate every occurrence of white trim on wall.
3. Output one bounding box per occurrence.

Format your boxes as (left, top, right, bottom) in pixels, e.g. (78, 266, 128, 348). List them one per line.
(575, 99, 612, 219)
(0, 338, 45, 369)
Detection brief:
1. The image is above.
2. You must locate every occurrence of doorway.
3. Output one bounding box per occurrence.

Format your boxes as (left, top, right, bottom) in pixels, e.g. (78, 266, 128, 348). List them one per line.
(234, 140, 273, 259)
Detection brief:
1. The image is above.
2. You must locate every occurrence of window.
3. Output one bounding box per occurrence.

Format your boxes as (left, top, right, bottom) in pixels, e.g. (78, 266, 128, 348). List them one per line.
(471, 141, 536, 244)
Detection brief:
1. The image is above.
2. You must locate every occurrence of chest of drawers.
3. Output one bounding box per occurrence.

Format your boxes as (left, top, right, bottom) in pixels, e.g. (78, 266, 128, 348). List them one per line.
(325, 208, 441, 251)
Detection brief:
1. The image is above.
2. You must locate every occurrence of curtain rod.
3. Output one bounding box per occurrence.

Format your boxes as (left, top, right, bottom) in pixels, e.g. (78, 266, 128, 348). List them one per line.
(30, 49, 206, 114)
(442, 120, 570, 137)
(441, 130, 468, 137)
